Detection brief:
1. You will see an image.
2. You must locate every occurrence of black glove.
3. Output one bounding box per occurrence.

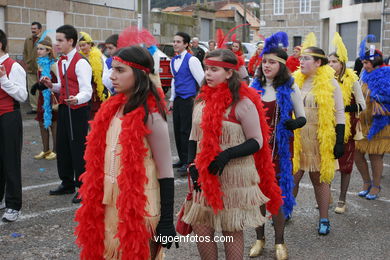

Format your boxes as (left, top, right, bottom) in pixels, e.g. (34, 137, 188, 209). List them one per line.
(284, 117, 307, 131)
(30, 82, 47, 95)
(155, 178, 178, 249)
(188, 165, 201, 192)
(345, 104, 363, 113)
(103, 86, 110, 99)
(208, 138, 260, 175)
(334, 124, 345, 159)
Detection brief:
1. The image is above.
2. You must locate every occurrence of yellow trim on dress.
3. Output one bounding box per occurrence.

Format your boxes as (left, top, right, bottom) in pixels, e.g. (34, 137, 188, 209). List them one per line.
(293, 65, 337, 183)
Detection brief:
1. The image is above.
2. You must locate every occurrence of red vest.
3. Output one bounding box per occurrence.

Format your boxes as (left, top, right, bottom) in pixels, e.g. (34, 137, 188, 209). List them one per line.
(0, 57, 18, 116)
(58, 52, 88, 109)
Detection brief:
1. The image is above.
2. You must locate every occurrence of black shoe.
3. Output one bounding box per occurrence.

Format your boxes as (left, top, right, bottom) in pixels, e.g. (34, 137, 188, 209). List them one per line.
(177, 164, 188, 175)
(49, 184, 75, 195)
(72, 192, 82, 204)
(26, 110, 37, 115)
(172, 161, 184, 168)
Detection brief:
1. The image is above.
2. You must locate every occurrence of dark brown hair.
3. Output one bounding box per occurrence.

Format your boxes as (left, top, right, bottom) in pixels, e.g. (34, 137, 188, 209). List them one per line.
(202, 49, 241, 104)
(256, 47, 291, 89)
(113, 46, 166, 122)
(363, 49, 383, 67)
(306, 46, 328, 66)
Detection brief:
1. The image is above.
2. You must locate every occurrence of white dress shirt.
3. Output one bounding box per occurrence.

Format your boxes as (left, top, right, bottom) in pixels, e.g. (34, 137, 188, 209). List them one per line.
(51, 48, 92, 105)
(0, 53, 27, 102)
(169, 50, 204, 102)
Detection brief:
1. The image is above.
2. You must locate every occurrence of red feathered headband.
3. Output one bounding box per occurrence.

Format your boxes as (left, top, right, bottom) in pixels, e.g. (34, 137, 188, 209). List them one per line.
(204, 59, 238, 71)
(113, 56, 150, 73)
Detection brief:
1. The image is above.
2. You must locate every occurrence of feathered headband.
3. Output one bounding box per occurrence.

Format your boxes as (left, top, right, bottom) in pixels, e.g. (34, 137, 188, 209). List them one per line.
(359, 35, 380, 60)
(79, 32, 93, 43)
(260, 31, 289, 64)
(300, 32, 326, 58)
(260, 31, 288, 56)
(36, 30, 53, 48)
(332, 32, 348, 63)
(117, 26, 157, 49)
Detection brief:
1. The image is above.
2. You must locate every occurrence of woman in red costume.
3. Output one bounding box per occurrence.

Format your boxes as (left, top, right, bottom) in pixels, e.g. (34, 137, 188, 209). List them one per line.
(286, 46, 301, 73)
(183, 49, 282, 259)
(247, 43, 263, 76)
(75, 46, 177, 259)
(231, 40, 249, 82)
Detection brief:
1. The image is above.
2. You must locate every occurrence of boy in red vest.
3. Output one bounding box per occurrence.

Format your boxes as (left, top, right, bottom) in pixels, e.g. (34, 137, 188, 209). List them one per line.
(0, 29, 27, 222)
(42, 25, 92, 203)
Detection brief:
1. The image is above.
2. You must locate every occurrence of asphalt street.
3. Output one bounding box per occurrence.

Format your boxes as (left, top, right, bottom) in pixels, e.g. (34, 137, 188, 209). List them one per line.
(0, 102, 389, 260)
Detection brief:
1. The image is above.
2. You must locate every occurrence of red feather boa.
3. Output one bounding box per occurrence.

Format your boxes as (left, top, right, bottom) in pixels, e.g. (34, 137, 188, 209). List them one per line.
(233, 50, 245, 68)
(195, 82, 282, 215)
(75, 89, 165, 260)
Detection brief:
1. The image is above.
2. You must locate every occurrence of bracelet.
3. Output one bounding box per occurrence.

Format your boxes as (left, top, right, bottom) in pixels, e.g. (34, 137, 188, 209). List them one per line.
(187, 162, 196, 173)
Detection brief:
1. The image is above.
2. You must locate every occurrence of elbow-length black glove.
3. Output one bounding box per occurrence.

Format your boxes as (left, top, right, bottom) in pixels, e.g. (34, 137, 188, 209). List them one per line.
(284, 117, 307, 131)
(334, 124, 345, 159)
(155, 178, 178, 249)
(187, 140, 201, 192)
(208, 138, 260, 176)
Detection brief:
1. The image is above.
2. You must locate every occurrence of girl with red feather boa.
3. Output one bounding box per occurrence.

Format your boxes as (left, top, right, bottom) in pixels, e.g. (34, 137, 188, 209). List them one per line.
(183, 49, 282, 259)
(230, 40, 249, 83)
(75, 46, 177, 259)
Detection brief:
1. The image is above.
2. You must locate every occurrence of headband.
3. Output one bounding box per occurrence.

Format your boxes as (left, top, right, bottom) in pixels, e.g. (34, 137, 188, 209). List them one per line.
(204, 59, 238, 70)
(302, 52, 327, 59)
(113, 56, 150, 73)
(263, 54, 286, 64)
(37, 43, 52, 50)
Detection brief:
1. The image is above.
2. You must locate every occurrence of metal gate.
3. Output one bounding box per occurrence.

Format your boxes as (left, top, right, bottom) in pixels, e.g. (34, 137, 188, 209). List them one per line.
(338, 22, 358, 61)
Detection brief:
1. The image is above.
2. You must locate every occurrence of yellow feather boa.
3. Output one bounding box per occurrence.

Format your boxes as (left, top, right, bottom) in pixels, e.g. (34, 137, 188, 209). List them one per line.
(80, 47, 108, 102)
(293, 65, 337, 183)
(339, 68, 359, 142)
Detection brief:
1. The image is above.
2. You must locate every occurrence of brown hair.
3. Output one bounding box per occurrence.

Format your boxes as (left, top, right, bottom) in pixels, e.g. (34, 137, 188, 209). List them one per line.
(329, 52, 346, 82)
(38, 39, 56, 59)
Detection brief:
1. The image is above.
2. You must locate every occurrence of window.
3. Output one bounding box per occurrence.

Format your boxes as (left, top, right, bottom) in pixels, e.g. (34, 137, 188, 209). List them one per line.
(368, 19, 381, 42)
(300, 0, 311, 13)
(274, 0, 284, 15)
(354, 0, 381, 4)
(293, 36, 302, 47)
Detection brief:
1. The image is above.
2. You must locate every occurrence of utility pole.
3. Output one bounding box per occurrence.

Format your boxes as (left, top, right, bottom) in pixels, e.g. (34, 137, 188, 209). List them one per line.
(243, 0, 247, 42)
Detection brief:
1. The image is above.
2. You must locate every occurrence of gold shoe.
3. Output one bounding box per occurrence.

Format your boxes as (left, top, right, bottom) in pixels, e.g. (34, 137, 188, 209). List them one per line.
(34, 150, 51, 159)
(249, 239, 265, 257)
(275, 243, 288, 260)
(45, 152, 57, 160)
(334, 201, 346, 214)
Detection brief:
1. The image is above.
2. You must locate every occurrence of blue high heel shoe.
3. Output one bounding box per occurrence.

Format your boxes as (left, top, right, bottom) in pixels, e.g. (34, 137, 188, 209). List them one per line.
(358, 182, 372, 197)
(318, 218, 330, 235)
(366, 185, 381, 200)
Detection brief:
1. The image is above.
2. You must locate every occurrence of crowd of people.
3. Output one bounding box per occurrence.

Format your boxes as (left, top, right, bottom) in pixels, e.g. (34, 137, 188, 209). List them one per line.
(0, 21, 389, 260)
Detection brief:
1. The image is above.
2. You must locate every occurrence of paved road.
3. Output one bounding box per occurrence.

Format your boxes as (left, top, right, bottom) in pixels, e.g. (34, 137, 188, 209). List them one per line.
(0, 103, 389, 260)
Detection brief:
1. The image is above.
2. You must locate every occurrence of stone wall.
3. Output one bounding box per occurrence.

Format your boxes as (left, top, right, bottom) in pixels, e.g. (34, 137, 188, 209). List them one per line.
(5, 0, 137, 58)
(383, 0, 390, 56)
(260, 0, 321, 52)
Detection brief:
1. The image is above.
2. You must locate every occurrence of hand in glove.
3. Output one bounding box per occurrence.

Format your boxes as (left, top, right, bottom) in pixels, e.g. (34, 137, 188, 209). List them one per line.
(334, 124, 345, 159)
(208, 138, 260, 175)
(284, 117, 307, 131)
(188, 164, 201, 192)
(30, 82, 47, 95)
(155, 178, 178, 249)
(345, 104, 363, 113)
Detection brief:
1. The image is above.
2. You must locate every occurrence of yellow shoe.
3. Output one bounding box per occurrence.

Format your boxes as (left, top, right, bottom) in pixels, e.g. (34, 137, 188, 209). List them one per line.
(34, 150, 51, 160)
(45, 152, 57, 160)
(334, 201, 346, 214)
(275, 243, 288, 260)
(249, 239, 265, 257)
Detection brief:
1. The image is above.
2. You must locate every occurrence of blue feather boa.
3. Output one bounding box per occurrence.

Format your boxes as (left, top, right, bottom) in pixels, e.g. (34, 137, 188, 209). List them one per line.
(37, 56, 56, 129)
(361, 66, 390, 139)
(251, 77, 296, 216)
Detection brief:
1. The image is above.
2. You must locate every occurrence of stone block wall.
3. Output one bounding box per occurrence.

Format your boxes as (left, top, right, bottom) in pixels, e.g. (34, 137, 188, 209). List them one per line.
(5, 0, 137, 58)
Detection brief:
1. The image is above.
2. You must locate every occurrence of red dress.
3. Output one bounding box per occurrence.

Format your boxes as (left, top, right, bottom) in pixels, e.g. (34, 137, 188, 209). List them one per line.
(248, 55, 262, 76)
(35, 71, 58, 123)
(338, 97, 359, 174)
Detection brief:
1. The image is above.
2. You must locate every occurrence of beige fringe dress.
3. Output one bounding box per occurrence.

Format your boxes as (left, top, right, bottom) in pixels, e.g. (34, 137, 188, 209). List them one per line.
(102, 114, 162, 260)
(355, 84, 390, 154)
(183, 100, 269, 232)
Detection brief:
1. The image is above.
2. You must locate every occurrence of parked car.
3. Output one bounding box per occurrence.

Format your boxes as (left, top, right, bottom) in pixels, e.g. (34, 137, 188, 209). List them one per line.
(156, 48, 172, 94)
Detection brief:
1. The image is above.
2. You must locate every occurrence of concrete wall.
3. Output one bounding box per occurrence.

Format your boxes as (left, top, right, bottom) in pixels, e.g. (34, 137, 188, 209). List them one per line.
(5, 0, 138, 58)
(260, 0, 321, 53)
(320, 0, 382, 59)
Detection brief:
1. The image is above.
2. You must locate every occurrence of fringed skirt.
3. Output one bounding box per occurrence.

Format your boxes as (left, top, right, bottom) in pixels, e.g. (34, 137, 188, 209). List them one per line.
(182, 154, 269, 232)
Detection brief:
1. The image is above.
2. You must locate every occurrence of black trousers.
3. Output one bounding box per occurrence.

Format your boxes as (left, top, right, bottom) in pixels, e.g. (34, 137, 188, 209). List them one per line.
(56, 104, 89, 188)
(0, 110, 23, 211)
(173, 96, 194, 164)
